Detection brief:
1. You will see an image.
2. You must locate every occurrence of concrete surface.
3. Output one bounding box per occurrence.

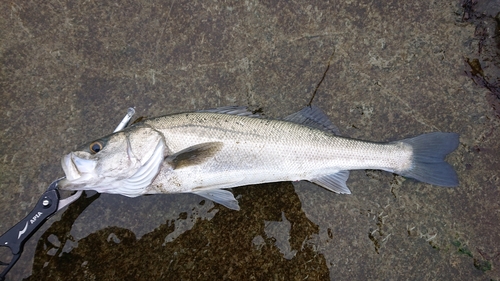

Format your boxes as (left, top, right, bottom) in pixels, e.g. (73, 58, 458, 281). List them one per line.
(1, 0, 499, 280)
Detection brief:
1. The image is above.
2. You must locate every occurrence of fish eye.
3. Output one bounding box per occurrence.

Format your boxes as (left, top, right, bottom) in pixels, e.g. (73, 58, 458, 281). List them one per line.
(89, 141, 103, 154)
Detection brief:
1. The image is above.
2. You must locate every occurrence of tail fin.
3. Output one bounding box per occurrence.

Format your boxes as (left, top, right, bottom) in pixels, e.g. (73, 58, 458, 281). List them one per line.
(399, 132, 459, 187)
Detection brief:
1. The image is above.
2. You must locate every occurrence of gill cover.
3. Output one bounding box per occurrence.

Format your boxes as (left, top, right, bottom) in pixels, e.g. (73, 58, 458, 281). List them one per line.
(59, 125, 166, 197)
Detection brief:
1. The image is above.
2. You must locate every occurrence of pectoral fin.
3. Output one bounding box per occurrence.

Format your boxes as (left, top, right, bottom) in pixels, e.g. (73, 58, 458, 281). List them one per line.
(165, 142, 223, 169)
(311, 170, 351, 194)
(193, 189, 240, 210)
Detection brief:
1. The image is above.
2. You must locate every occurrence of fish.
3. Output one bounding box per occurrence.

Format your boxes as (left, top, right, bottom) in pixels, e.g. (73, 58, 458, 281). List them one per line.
(59, 106, 459, 210)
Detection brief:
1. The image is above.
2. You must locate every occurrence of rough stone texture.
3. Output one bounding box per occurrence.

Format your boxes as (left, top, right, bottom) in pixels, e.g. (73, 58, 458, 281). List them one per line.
(0, 0, 499, 280)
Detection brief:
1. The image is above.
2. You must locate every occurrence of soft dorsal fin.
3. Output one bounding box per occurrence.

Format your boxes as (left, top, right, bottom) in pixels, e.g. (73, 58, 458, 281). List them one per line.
(283, 106, 340, 135)
(192, 189, 240, 210)
(310, 170, 351, 194)
(197, 106, 262, 118)
(165, 142, 223, 169)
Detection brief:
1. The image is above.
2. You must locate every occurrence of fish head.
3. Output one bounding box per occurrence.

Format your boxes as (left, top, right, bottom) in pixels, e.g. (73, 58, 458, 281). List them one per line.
(59, 125, 166, 196)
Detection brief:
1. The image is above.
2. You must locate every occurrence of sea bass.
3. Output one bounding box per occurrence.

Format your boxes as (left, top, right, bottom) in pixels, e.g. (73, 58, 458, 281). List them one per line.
(59, 106, 459, 210)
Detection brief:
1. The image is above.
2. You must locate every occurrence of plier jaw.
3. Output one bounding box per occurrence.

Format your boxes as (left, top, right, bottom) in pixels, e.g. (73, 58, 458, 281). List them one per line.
(0, 178, 81, 280)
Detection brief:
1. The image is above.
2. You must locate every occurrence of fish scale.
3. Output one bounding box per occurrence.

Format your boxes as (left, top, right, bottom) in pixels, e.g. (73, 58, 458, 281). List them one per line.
(148, 113, 408, 172)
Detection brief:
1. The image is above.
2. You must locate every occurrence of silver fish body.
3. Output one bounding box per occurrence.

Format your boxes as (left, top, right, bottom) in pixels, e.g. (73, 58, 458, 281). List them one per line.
(59, 106, 459, 210)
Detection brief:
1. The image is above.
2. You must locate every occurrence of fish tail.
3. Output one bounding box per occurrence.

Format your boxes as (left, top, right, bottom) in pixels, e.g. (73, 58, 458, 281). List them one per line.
(399, 132, 459, 187)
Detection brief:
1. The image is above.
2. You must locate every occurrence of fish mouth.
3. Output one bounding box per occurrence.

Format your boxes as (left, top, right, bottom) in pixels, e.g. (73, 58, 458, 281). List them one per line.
(61, 153, 97, 182)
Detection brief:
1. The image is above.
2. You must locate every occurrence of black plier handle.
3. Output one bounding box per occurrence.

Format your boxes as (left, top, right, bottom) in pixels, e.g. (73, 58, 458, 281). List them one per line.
(0, 178, 81, 280)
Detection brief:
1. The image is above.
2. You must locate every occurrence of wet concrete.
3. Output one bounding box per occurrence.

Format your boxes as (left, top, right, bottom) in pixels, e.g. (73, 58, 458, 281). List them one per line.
(0, 0, 499, 280)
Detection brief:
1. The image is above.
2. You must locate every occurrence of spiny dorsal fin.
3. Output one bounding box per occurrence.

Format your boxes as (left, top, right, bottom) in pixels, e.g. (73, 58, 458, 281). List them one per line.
(284, 106, 340, 135)
(165, 142, 223, 169)
(197, 106, 262, 118)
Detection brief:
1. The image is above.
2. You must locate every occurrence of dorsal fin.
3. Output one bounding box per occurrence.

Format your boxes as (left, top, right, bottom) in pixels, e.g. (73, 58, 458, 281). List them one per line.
(283, 106, 340, 135)
(197, 106, 262, 118)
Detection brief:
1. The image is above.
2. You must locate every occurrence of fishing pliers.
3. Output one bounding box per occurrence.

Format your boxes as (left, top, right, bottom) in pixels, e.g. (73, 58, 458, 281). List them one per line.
(0, 178, 82, 281)
(0, 107, 135, 280)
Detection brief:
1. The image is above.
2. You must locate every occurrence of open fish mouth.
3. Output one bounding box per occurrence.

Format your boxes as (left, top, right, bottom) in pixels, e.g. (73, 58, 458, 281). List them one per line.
(61, 153, 97, 181)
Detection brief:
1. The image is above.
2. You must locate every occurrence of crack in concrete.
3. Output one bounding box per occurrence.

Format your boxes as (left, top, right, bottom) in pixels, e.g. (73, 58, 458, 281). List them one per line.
(308, 49, 336, 106)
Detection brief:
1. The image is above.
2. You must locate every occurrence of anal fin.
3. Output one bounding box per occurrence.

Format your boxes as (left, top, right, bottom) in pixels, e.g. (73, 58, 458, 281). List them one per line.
(311, 170, 351, 194)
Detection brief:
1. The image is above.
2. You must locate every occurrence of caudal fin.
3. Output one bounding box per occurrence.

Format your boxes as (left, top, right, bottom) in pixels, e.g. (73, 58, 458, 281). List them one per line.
(399, 132, 459, 187)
